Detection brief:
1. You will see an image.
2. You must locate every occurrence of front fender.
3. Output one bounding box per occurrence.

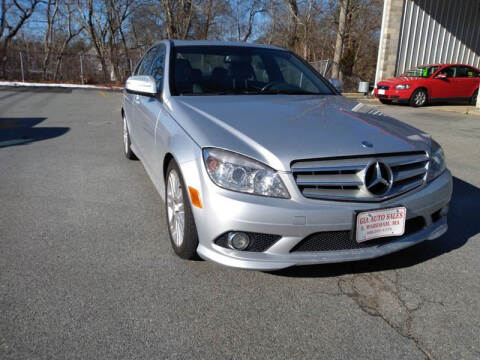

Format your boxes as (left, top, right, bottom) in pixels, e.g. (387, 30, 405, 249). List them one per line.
(154, 106, 202, 201)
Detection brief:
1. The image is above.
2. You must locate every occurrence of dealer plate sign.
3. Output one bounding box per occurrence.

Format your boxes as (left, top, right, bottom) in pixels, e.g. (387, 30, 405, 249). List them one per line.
(356, 207, 407, 243)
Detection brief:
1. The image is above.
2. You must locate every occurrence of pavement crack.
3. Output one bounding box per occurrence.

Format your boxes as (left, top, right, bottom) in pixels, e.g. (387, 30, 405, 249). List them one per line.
(337, 272, 436, 359)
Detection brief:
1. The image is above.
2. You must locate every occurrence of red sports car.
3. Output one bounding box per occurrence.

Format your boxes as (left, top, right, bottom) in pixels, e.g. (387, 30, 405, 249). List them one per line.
(374, 64, 480, 107)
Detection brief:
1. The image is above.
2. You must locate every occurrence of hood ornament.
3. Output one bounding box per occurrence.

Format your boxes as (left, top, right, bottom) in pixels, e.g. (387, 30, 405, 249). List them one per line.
(364, 161, 393, 196)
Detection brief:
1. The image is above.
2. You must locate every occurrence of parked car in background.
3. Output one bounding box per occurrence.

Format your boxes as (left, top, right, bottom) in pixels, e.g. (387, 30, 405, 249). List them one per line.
(122, 40, 452, 270)
(374, 64, 480, 107)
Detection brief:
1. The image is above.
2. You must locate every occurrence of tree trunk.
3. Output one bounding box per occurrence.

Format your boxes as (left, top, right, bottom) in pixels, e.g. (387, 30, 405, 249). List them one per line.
(0, 41, 9, 78)
(200, 0, 214, 40)
(42, 0, 59, 80)
(332, 0, 347, 79)
(286, 0, 299, 50)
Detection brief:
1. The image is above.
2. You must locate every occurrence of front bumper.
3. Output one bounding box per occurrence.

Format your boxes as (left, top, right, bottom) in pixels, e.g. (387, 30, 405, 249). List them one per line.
(374, 88, 412, 103)
(185, 159, 452, 270)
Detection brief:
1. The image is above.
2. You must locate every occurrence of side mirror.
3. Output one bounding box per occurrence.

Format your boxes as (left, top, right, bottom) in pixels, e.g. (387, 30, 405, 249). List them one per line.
(435, 73, 447, 80)
(125, 75, 157, 96)
(328, 78, 344, 93)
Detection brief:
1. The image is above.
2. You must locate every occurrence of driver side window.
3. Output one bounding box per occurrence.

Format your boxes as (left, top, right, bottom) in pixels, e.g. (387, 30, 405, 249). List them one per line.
(441, 67, 455, 78)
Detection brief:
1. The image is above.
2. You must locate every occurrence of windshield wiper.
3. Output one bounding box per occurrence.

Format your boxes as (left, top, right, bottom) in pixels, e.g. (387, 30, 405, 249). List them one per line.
(177, 89, 326, 96)
(259, 90, 322, 95)
(178, 89, 260, 95)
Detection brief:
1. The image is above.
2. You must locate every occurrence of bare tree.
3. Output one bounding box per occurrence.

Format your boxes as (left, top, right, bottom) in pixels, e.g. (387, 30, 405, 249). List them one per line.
(104, 0, 138, 81)
(42, 0, 59, 80)
(53, 1, 83, 80)
(160, 0, 194, 39)
(233, 0, 264, 42)
(0, 0, 41, 77)
(74, 0, 136, 82)
(285, 0, 299, 50)
(74, 0, 109, 81)
(0, 0, 383, 89)
(198, 0, 214, 40)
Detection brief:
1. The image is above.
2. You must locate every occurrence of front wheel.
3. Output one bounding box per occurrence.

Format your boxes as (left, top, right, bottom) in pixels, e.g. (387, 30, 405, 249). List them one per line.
(165, 160, 199, 260)
(471, 89, 478, 105)
(409, 88, 428, 107)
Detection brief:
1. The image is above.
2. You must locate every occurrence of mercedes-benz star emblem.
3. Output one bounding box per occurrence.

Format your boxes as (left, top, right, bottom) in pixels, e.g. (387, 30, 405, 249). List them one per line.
(364, 161, 393, 196)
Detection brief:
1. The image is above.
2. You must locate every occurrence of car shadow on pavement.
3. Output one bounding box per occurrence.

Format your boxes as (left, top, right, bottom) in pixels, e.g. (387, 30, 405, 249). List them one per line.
(270, 176, 479, 278)
(0, 117, 69, 148)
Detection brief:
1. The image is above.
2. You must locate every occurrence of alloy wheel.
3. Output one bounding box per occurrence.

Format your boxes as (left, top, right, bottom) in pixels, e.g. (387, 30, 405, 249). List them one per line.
(414, 90, 426, 106)
(166, 169, 185, 247)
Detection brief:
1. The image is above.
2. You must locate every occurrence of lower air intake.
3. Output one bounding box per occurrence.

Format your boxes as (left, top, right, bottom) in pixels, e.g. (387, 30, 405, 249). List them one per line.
(290, 217, 425, 252)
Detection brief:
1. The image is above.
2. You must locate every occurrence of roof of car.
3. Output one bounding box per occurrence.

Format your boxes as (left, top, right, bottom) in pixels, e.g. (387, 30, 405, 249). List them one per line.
(419, 63, 477, 67)
(157, 39, 286, 51)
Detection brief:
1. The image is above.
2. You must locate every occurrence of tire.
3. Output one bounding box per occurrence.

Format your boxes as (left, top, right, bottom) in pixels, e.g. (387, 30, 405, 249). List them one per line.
(471, 89, 478, 106)
(379, 99, 392, 105)
(409, 88, 428, 107)
(165, 160, 199, 260)
(123, 115, 137, 160)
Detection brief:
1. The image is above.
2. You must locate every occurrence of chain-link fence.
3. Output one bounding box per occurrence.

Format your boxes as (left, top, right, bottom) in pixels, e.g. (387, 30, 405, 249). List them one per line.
(1, 50, 141, 85)
(2, 52, 366, 92)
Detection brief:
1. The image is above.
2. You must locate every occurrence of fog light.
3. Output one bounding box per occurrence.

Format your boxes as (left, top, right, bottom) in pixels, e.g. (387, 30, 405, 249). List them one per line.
(440, 205, 449, 217)
(227, 232, 250, 250)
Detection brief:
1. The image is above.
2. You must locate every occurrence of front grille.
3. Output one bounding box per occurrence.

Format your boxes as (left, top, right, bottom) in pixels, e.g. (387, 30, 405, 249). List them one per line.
(290, 216, 425, 252)
(377, 85, 390, 90)
(291, 152, 429, 201)
(214, 232, 281, 252)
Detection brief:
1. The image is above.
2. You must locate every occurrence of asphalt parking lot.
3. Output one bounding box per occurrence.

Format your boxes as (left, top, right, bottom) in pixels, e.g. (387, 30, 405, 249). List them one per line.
(1, 87, 479, 359)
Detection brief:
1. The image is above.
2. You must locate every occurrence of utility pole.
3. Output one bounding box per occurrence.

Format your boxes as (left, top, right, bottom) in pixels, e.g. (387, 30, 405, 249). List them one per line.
(80, 55, 84, 84)
(20, 52, 25, 82)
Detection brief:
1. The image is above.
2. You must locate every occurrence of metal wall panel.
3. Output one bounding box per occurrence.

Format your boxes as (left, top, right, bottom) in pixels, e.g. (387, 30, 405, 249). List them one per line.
(396, 0, 480, 74)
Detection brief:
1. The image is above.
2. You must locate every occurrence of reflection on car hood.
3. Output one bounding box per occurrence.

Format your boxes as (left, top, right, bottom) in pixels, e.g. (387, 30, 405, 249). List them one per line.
(378, 77, 423, 85)
(167, 95, 432, 171)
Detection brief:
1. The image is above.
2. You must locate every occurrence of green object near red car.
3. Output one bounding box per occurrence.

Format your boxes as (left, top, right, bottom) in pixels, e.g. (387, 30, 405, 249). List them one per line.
(374, 64, 480, 107)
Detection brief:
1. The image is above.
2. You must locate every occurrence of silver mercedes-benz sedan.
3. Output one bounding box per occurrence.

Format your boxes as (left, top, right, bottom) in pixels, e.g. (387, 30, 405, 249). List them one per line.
(122, 40, 452, 270)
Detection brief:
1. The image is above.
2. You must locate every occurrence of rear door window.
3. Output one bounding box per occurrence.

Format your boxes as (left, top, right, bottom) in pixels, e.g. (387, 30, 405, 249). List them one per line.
(453, 66, 471, 78)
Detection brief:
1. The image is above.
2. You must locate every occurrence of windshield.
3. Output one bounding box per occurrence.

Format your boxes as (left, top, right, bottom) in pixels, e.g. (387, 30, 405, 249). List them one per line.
(170, 46, 335, 96)
(401, 65, 440, 78)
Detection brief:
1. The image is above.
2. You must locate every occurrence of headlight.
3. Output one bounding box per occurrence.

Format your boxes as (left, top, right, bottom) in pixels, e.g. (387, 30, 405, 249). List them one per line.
(203, 148, 290, 198)
(395, 84, 410, 90)
(427, 140, 446, 182)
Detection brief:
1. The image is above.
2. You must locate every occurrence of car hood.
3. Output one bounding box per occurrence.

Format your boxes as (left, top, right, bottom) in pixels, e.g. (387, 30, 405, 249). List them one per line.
(167, 95, 432, 171)
(378, 77, 422, 85)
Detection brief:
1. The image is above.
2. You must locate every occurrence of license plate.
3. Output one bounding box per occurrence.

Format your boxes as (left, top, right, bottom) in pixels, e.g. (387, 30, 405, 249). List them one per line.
(356, 207, 407, 243)
(378, 89, 386, 95)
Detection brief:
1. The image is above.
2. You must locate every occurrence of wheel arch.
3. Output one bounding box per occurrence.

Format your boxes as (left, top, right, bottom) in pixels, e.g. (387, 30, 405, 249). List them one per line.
(411, 86, 429, 97)
(163, 152, 175, 179)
